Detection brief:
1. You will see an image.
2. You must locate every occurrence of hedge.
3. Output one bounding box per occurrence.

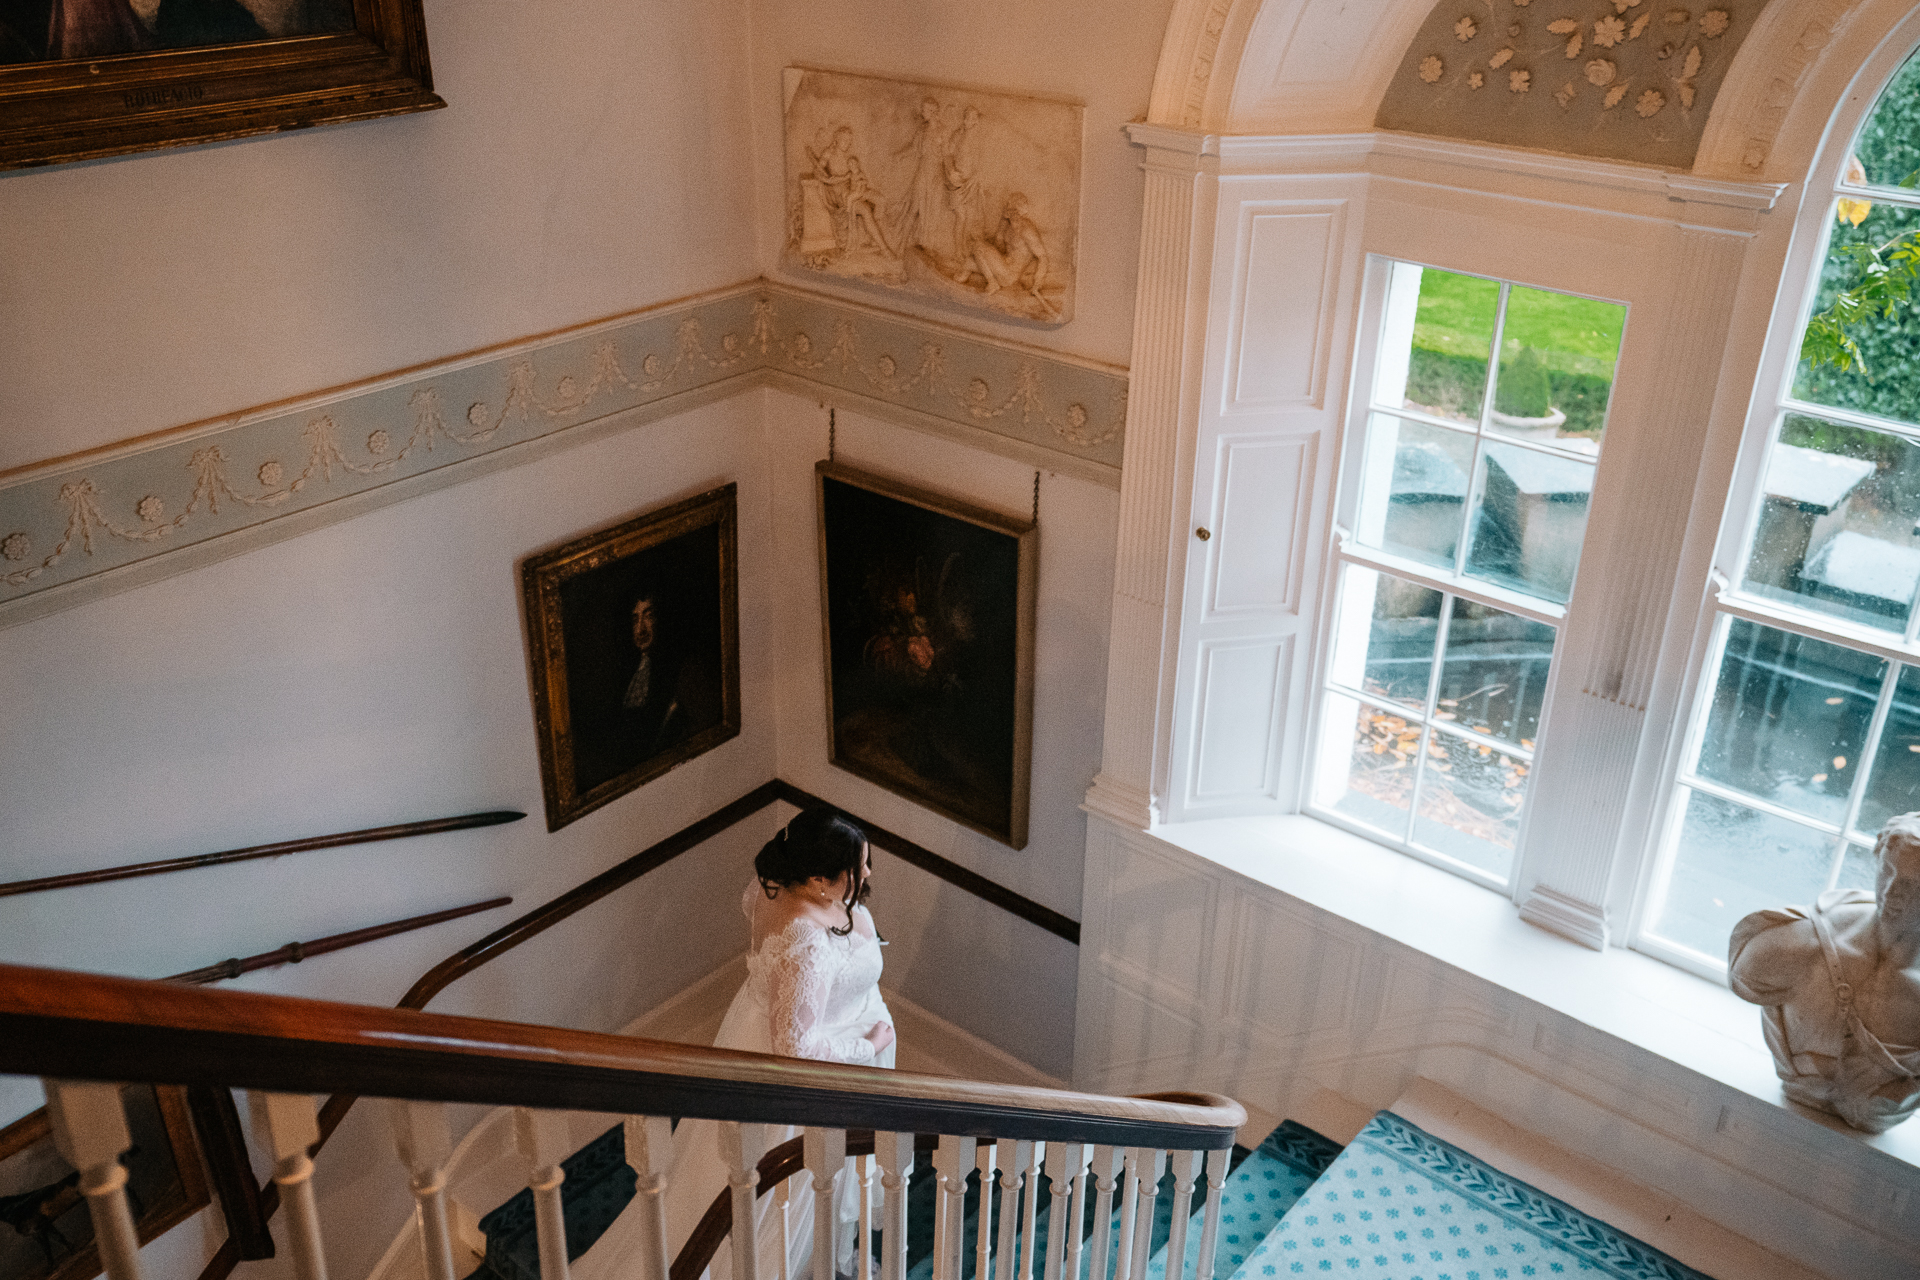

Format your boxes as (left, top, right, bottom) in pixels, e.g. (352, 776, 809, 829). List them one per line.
(1406, 348, 1613, 437)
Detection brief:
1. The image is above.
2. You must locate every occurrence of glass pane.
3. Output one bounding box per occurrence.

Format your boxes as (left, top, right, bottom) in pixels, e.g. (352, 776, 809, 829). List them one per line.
(1792, 200, 1920, 424)
(1464, 443, 1593, 604)
(1741, 414, 1920, 631)
(1315, 692, 1416, 837)
(1695, 618, 1886, 825)
(1327, 567, 1441, 710)
(1837, 839, 1879, 891)
(1858, 664, 1920, 836)
(1379, 267, 1499, 423)
(1653, 790, 1840, 958)
(1489, 286, 1625, 452)
(1851, 48, 1920, 190)
(1435, 597, 1556, 749)
(1411, 727, 1524, 880)
(1354, 414, 1475, 569)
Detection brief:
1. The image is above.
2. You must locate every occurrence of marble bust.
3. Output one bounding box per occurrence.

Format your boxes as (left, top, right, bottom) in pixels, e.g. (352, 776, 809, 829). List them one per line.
(1729, 813, 1920, 1133)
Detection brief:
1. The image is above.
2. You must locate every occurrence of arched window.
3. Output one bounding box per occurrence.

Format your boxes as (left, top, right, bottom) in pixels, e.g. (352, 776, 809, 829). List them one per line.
(1642, 41, 1920, 976)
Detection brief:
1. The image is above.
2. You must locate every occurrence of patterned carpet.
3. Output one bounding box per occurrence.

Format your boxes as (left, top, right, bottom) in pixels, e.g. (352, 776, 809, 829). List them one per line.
(1238, 1113, 1716, 1280)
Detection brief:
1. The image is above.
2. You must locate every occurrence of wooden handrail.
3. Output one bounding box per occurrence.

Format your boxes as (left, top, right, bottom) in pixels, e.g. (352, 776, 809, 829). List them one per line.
(0, 962, 1244, 1146)
(0, 809, 526, 899)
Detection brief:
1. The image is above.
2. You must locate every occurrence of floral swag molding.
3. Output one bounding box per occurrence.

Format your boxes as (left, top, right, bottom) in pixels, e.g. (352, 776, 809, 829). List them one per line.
(0, 284, 1126, 613)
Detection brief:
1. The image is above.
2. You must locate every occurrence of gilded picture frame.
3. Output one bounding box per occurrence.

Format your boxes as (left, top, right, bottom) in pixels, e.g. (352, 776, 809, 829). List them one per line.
(816, 461, 1036, 848)
(0, 1086, 210, 1280)
(521, 485, 742, 832)
(0, 0, 442, 172)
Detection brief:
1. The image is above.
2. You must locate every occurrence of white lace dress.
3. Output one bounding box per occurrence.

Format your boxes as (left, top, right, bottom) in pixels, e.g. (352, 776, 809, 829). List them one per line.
(575, 884, 894, 1280)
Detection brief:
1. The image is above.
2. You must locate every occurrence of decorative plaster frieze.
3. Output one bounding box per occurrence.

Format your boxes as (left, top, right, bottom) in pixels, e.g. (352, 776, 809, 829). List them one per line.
(0, 283, 1126, 626)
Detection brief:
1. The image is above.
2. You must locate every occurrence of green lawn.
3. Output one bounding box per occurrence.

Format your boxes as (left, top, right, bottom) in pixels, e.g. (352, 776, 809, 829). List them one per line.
(1414, 269, 1625, 381)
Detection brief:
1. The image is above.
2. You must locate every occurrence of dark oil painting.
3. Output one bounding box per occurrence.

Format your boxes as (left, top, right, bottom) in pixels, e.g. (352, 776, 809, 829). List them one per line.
(522, 486, 741, 831)
(0, 0, 351, 65)
(0, 1086, 208, 1280)
(816, 462, 1036, 848)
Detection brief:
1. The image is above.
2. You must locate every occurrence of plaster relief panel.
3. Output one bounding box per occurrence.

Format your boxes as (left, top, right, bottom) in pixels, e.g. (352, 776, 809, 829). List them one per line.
(1210, 435, 1318, 615)
(782, 68, 1082, 326)
(1193, 638, 1290, 798)
(1374, 0, 1771, 168)
(1100, 838, 1221, 1009)
(1228, 208, 1341, 408)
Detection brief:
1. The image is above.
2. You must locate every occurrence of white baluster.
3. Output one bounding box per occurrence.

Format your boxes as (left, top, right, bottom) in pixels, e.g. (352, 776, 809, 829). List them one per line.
(1111, 1150, 1140, 1280)
(804, 1129, 847, 1280)
(875, 1132, 914, 1280)
(1162, 1151, 1201, 1280)
(931, 1137, 975, 1280)
(252, 1092, 330, 1280)
(1123, 1152, 1164, 1280)
(974, 1142, 998, 1280)
(991, 1143, 1021, 1280)
(513, 1108, 572, 1280)
(1191, 1151, 1229, 1280)
(1060, 1145, 1090, 1280)
(857, 1153, 876, 1280)
(720, 1123, 770, 1280)
(389, 1101, 456, 1280)
(1018, 1142, 1043, 1280)
(1052, 1143, 1082, 1280)
(43, 1081, 143, 1280)
(1084, 1147, 1121, 1280)
(623, 1117, 673, 1280)
(776, 1181, 793, 1280)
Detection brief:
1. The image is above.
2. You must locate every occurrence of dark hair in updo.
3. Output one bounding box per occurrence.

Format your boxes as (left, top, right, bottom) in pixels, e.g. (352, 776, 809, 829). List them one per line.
(755, 808, 870, 935)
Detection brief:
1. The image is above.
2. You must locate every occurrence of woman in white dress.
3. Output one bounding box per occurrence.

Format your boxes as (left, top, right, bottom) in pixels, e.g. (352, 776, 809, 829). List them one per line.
(578, 809, 895, 1280)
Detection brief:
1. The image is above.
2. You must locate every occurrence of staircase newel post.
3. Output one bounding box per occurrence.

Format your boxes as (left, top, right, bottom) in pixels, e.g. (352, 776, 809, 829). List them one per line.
(513, 1108, 572, 1280)
(931, 1136, 975, 1280)
(44, 1081, 145, 1280)
(252, 1091, 331, 1280)
(1192, 1150, 1229, 1280)
(1018, 1142, 1043, 1280)
(1085, 1146, 1121, 1280)
(622, 1115, 674, 1280)
(804, 1127, 846, 1280)
(388, 1100, 457, 1280)
(1163, 1151, 1202, 1280)
(875, 1131, 914, 1280)
(1041, 1143, 1083, 1280)
(720, 1122, 770, 1280)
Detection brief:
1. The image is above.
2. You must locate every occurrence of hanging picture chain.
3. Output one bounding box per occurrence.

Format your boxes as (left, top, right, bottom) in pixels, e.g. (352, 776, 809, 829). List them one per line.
(1032, 471, 1041, 524)
(828, 407, 836, 462)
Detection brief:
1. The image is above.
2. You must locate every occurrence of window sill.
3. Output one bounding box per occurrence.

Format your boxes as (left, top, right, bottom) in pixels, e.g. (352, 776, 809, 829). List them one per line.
(1145, 811, 1920, 1173)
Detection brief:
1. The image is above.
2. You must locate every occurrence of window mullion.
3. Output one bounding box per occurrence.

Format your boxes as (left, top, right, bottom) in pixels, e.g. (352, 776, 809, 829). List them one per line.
(1840, 659, 1900, 842)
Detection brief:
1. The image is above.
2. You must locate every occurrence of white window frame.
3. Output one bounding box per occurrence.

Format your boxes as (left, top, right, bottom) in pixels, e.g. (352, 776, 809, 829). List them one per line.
(1630, 26, 1920, 981)
(1307, 259, 1619, 892)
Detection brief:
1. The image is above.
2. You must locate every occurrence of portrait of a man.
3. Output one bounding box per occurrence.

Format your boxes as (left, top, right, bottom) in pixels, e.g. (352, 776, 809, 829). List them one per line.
(1, 0, 352, 64)
(522, 487, 740, 830)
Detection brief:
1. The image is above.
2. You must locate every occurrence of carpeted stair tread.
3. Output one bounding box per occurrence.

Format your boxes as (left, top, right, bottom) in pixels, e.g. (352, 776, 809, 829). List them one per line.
(1242, 1111, 1719, 1280)
(466, 1124, 635, 1280)
(1145, 1121, 1342, 1280)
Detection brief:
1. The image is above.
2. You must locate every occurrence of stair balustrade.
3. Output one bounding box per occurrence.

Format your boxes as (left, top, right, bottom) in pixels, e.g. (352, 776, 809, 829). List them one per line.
(0, 961, 1243, 1280)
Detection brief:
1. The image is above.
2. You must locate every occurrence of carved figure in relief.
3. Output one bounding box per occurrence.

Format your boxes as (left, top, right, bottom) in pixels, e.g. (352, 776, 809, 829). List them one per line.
(948, 193, 1055, 318)
(798, 126, 897, 266)
(1730, 813, 1920, 1133)
(895, 97, 953, 265)
(942, 105, 986, 258)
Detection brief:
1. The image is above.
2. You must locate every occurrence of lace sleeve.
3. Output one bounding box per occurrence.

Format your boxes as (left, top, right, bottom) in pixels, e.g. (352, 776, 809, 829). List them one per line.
(765, 928, 877, 1065)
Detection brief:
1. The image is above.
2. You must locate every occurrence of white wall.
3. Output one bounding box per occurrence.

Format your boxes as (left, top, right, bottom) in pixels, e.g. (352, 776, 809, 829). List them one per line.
(762, 388, 1116, 1078)
(0, 0, 758, 473)
(745, 0, 1175, 368)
